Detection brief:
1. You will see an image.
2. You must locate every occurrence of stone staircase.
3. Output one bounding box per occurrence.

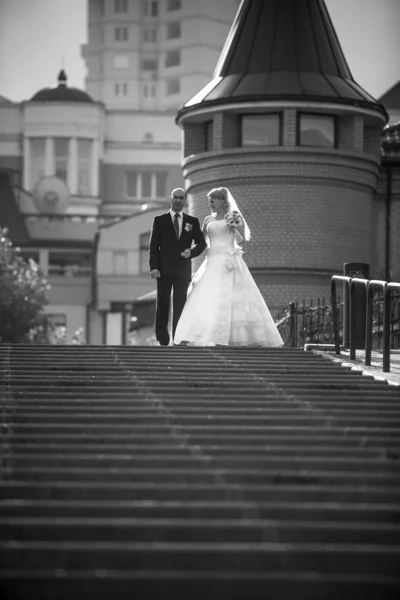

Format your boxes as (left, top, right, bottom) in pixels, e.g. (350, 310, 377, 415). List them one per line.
(0, 345, 399, 599)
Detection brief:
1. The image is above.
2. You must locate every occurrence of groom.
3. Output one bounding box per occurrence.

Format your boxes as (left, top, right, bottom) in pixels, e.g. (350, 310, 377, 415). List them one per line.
(149, 188, 206, 346)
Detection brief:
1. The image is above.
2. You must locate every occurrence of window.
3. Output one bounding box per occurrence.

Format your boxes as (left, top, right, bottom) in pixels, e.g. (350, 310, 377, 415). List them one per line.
(115, 82, 128, 95)
(139, 232, 150, 272)
(48, 251, 92, 277)
(143, 82, 156, 98)
(298, 114, 335, 148)
(141, 59, 157, 71)
(143, 0, 158, 17)
(114, 54, 129, 68)
(167, 0, 181, 10)
(205, 121, 213, 151)
(54, 138, 69, 181)
(241, 115, 281, 146)
(30, 138, 45, 188)
(143, 28, 157, 42)
(167, 21, 181, 39)
(77, 139, 92, 195)
(166, 78, 180, 95)
(115, 26, 129, 41)
(165, 49, 180, 67)
(126, 171, 167, 199)
(114, 0, 128, 12)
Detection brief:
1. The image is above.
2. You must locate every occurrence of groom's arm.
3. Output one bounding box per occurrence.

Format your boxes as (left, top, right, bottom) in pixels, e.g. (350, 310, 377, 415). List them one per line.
(188, 218, 206, 259)
(149, 216, 161, 272)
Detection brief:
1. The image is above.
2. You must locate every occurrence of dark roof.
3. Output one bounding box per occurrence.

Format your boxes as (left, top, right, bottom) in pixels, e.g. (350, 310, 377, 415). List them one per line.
(0, 95, 13, 105)
(177, 0, 387, 121)
(379, 81, 400, 110)
(0, 174, 30, 246)
(30, 70, 93, 104)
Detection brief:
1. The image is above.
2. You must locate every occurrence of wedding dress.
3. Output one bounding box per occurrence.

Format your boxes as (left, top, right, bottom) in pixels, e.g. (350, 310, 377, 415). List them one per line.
(174, 218, 284, 347)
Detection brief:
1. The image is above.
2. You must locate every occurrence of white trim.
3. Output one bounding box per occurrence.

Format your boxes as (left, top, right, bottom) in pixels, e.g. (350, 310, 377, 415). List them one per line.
(68, 138, 78, 194)
(23, 137, 30, 189)
(92, 139, 99, 197)
(177, 101, 387, 125)
(45, 137, 53, 176)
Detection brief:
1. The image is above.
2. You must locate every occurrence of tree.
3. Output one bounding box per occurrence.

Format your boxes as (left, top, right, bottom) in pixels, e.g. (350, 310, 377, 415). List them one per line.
(0, 227, 51, 343)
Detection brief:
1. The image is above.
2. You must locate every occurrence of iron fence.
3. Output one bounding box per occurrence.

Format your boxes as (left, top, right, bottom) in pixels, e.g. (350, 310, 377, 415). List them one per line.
(277, 289, 399, 355)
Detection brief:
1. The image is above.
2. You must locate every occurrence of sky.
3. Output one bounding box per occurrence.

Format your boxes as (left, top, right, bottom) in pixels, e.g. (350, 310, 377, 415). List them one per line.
(0, 0, 399, 103)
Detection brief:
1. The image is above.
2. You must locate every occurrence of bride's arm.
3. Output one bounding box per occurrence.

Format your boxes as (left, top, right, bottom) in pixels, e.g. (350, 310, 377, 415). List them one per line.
(201, 215, 212, 242)
(234, 222, 246, 246)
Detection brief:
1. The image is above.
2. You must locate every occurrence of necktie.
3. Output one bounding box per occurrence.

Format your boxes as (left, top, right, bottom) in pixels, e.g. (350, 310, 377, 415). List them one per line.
(173, 212, 180, 239)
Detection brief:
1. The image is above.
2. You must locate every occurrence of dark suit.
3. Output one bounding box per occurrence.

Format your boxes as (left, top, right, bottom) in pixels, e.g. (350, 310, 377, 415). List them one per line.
(149, 212, 206, 345)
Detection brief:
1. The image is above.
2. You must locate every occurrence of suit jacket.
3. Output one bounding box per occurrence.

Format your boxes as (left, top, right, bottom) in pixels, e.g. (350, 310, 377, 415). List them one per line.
(149, 212, 206, 281)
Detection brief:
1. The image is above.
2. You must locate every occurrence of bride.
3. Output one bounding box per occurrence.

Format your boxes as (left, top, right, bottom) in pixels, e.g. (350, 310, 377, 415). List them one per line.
(174, 187, 284, 347)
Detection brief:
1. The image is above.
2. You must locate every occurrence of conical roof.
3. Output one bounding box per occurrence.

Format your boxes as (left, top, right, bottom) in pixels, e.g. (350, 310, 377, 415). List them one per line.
(178, 0, 387, 121)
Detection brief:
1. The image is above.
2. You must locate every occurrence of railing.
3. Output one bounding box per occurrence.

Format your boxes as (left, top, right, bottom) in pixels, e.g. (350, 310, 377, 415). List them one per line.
(276, 297, 342, 348)
(331, 276, 400, 373)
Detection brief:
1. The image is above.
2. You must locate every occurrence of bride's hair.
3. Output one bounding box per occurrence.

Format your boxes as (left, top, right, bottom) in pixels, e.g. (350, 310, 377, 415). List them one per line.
(207, 186, 251, 241)
(207, 187, 230, 211)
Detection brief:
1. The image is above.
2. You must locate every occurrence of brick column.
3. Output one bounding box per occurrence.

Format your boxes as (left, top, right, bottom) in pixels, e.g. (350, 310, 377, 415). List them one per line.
(213, 112, 240, 150)
(283, 109, 297, 146)
(183, 124, 205, 158)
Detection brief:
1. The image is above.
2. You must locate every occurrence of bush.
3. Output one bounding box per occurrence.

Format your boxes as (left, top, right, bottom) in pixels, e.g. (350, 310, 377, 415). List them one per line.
(0, 227, 52, 343)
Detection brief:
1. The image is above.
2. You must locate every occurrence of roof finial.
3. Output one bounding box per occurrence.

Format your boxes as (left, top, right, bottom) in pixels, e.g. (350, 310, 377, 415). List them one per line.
(57, 67, 67, 87)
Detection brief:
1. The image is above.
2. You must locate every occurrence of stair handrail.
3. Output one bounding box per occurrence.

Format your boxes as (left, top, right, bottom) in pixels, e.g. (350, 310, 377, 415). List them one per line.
(349, 277, 369, 360)
(332, 275, 400, 373)
(365, 280, 387, 368)
(383, 282, 400, 372)
(331, 275, 351, 355)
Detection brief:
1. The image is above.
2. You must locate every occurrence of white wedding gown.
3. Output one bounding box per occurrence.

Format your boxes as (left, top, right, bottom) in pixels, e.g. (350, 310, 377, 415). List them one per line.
(174, 219, 284, 347)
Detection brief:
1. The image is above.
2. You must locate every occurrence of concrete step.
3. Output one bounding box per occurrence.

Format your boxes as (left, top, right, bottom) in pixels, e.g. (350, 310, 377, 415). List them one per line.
(1, 481, 399, 504)
(6, 454, 399, 474)
(2, 517, 400, 545)
(1, 540, 400, 576)
(1, 569, 399, 600)
(1, 499, 399, 524)
(6, 432, 400, 447)
(5, 443, 397, 459)
(4, 467, 400, 488)
(7, 413, 400, 428)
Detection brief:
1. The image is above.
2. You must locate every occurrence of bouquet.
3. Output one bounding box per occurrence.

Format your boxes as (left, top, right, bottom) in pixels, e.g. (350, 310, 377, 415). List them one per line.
(224, 210, 243, 233)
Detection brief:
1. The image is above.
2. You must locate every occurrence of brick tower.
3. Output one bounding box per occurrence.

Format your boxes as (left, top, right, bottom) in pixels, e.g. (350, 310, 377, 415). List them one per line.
(176, 0, 388, 311)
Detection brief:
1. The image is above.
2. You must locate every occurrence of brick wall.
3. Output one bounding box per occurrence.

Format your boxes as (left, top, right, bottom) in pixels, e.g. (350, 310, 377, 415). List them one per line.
(182, 104, 390, 308)
(337, 115, 364, 152)
(364, 125, 385, 156)
(373, 163, 400, 281)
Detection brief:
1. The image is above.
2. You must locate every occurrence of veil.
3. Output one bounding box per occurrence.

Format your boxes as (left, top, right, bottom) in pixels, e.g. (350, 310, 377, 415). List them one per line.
(224, 188, 251, 242)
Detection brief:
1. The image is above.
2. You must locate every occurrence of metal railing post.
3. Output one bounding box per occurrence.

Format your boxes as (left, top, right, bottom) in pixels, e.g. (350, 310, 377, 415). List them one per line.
(383, 282, 400, 372)
(349, 278, 369, 361)
(331, 276, 351, 356)
(365, 281, 387, 367)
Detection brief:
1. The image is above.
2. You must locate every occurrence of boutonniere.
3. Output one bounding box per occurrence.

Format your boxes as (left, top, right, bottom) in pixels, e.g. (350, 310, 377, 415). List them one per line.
(184, 223, 193, 232)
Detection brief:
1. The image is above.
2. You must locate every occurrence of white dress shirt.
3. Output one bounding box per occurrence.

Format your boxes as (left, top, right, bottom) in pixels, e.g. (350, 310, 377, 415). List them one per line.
(169, 208, 184, 238)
